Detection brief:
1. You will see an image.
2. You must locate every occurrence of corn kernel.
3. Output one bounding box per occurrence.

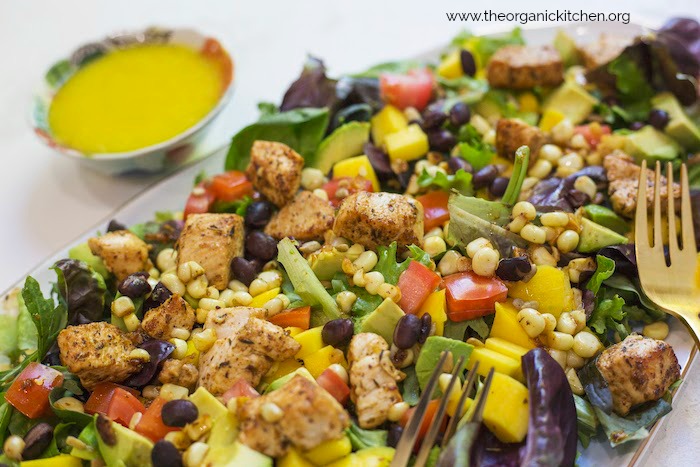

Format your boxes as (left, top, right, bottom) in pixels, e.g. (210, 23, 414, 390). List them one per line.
(199, 298, 224, 311)
(261, 402, 284, 422)
(170, 338, 189, 359)
(466, 237, 492, 258)
(232, 291, 253, 306)
(517, 307, 545, 338)
(160, 273, 186, 296)
(156, 248, 178, 272)
(472, 248, 499, 277)
(388, 401, 410, 422)
(643, 321, 670, 340)
(528, 159, 553, 179)
(424, 236, 447, 257)
(193, 328, 217, 352)
(161, 383, 189, 401)
(123, 313, 141, 332)
(364, 271, 385, 295)
(572, 332, 601, 358)
(336, 291, 357, 313)
(184, 442, 209, 467)
(112, 296, 135, 318)
(129, 348, 151, 362)
(187, 275, 209, 299)
(540, 211, 570, 228)
(249, 278, 270, 297)
(520, 224, 546, 244)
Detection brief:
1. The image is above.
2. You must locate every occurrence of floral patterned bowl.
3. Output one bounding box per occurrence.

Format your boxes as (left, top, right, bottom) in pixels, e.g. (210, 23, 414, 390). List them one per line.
(30, 27, 234, 176)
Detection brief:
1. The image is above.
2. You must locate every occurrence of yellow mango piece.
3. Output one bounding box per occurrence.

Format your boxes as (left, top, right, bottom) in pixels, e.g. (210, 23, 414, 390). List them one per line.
(437, 50, 464, 79)
(490, 302, 536, 349)
(417, 289, 447, 336)
(508, 265, 574, 318)
(286, 326, 305, 337)
(518, 92, 539, 113)
(370, 105, 408, 146)
(183, 339, 200, 366)
(262, 358, 302, 385)
(279, 448, 315, 467)
(485, 337, 529, 361)
(294, 326, 325, 359)
(328, 447, 395, 467)
(446, 390, 473, 418)
(304, 436, 352, 466)
(249, 287, 280, 308)
(333, 155, 380, 191)
(21, 455, 83, 467)
(303, 345, 347, 378)
(466, 347, 523, 382)
(482, 373, 529, 443)
(539, 108, 566, 132)
(385, 124, 429, 161)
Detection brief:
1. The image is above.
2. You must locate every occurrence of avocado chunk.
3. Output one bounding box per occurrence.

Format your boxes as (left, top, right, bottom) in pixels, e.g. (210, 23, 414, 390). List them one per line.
(553, 30, 580, 67)
(624, 125, 682, 163)
(309, 245, 363, 281)
(189, 387, 227, 420)
(358, 298, 405, 346)
(414, 336, 474, 390)
(96, 416, 153, 467)
(651, 92, 700, 151)
(583, 205, 630, 235)
(542, 81, 598, 124)
(448, 194, 511, 227)
(68, 242, 109, 278)
(203, 412, 273, 467)
(314, 121, 370, 173)
(578, 217, 628, 253)
(264, 367, 315, 394)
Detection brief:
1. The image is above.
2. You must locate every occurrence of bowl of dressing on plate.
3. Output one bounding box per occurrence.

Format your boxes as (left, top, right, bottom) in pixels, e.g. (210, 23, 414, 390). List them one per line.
(31, 27, 234, 175)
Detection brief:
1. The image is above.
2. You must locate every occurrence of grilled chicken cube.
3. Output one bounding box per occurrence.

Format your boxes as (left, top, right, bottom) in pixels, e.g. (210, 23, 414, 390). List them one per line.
(198, 307, 300, 395)
(57, 322, 142, 390)
(238, 375, 350, 457)
(158, 359, 199, 390)
(495, 118, 546, 162)
(604, 151, 680, 218)
(88, 231, 150, 281)
(597, 334, 680, 416)
(333, 192, 424, 251)
(348, 333, 405, 428)
(141, 294, 195, 340)
(580, 34, 632, 69)
(487, 45, 564, 89)
(177, 213, 244, 290)
(246, 141, 304, 208)
(264, 191, 335, 241)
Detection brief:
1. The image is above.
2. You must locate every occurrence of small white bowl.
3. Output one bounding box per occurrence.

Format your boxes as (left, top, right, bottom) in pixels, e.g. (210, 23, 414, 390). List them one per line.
(30, 27, 234, 176)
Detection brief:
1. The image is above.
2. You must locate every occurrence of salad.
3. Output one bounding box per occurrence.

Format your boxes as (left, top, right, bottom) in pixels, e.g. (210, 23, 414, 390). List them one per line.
(2, 17, 700, 467)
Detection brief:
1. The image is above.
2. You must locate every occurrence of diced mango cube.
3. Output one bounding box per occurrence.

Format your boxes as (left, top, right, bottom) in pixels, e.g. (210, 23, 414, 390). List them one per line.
(249, 287, 280, 308)
(302, 345, 347, 378)
(262, 358, 302, 385)
(484, 337, 529, 361)
(437, 50, 464, 79)
(482, 373, 529, 443)
(20, 455, 83, 467)
(294, 326, 324, 359)
(539, 108, 566, 132)
(279, 448, 315, 467)
(333, 155, 380, 191)
(466, 347, 523, 382)
(304, 436, 352, 466)
(508, 265, 574, 318)
(385, 124, 429, 161)
(286, 326, 304, 337)
(490, 302, 536, 349)
(417, 289, 447, 336)
(371, 105, 408, 146)
(518, 92, 539, 113)
(327, 447, 395, 467)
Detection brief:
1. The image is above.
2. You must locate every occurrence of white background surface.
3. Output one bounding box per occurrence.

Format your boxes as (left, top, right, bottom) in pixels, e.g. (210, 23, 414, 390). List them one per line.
(1, 0, 698, 464)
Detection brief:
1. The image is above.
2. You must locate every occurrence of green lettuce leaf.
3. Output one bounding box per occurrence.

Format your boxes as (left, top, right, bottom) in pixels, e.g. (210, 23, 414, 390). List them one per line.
(346, 423, 387, 450)
(588, 295, 626, 338)
(375, 242, 410, 285)
(417, 169, 474, 196)
(587, 255, 616, 295)
(456, 124, 494, 171)
(594, 398, 671, 447)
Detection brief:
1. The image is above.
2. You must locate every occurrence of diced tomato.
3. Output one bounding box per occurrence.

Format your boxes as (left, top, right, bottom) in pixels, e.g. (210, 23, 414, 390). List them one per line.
(5, 362, 64, 419)
(222, 378, 260, 404)
(574, 123, 611, 149)
(379, 68, 435, 111)
(323, 176, 374, 207)
(443, 271, 508, 321)
(416, 191, 450, 231)
(183, 182, 216, 219)
(398, 261, 441, 315)
(316, 369, 350, 405)
(210, 171, 253, 202)
(400, 400, 447, 443)
(103, 388, 146, 427)
(269, 306, 311, 330)
(136, 397, 179, 442)
(85, 382, 140, 416)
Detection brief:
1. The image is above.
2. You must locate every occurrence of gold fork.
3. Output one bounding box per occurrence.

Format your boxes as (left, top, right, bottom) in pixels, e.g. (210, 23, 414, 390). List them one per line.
(635, 160, 700, 344)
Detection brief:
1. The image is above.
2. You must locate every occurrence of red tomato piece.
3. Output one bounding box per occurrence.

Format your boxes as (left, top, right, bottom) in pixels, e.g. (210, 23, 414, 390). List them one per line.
(136, 397, 179, 442)
(443, 271, 508, 321)
(268, 306, 311, 330)
(574, 124, 611, 149)
(183, 182, 216, 219)
(379, 68, 435, 111)
(85, 382, 140, 416)
(105, 388, 146, 427)
(222, 378, 260, 404)
(323, 177, 374, 207)
(5, 362, 64, 419)
(416, 191, 450, 231)
(210, 171, 254, 202)
(316, 369, 350, 405)
(400, 400, 446, 443)
(398, 261, 441, 315)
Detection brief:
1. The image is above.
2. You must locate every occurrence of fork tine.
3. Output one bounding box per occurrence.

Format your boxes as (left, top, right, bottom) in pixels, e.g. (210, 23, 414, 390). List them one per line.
(414, 356, 466, 466)
(653, 161, 664, 250)
(680, 164, 697, 253)
(667, 162, 680, 260)
(636, 159, 650, 248)
(471, 368, 495, 423)
(441, 361, 480, 447)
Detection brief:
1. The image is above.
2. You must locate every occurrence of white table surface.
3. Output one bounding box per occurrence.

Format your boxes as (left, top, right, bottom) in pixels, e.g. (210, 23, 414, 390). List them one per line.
(1, 0, 698, 464)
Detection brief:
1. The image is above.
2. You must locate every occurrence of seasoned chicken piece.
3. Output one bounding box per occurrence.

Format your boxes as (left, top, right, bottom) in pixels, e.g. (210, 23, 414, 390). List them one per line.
(88, 231, 150, 281)
(238, 375, 350, 457)
(334, 192, 424, 251)
(264, 191, 335, 241)
(597, 334, 680, 416)
(204, 306, 266, 339)
(495, 118, 546, 162)
(348, 333, 405, 428)
(141, 294, 195, 340)
(580, 34, 632, 69)
(57, 322, 142, 390)
(487, 45, 563, 89)
(177, 213, 244, 290)
(198, 308, 300, 395)
(604, 151, 680, 218)
(158, 359, 199, 390)
(246, 141, 304, 208)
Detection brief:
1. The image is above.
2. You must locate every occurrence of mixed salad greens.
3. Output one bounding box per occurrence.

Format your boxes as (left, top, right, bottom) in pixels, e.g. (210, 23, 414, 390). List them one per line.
(2, 17, 700, 467)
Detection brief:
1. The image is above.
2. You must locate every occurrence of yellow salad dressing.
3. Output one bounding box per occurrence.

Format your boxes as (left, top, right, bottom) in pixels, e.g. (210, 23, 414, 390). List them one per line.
(48, 44, 226, 154)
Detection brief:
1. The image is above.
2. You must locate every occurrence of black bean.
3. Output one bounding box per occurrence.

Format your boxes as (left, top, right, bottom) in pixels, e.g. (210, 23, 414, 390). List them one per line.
(449, 102, 471, 127)
(495, 257, 532, 282)
(230, 257, 260, 286)
(447, 157, 473, 174)
(245, 231, 278, 261)
(118, 273, 152, 299)
(387, 424, 404, 448)
(107, 219, 126, 232)
(152, 440, 183, 467)
(143, 282, 173, 311)
(161, 400, 199, 427)
(427, 128, 457, 153)
(245, 201, 274, 229)
(460, 50, 477, 76)
(490, 176, 510, 197)
(630, 121, 645, 131)
(322, 318, 354, 347)
(472, 165, 499, 189)
(422, 103, 448, 129)
(648, 109, 670, 130)
(22, 423, 54, 460)
(418, 313, 432, 344)
(394, 314, 421, 349)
